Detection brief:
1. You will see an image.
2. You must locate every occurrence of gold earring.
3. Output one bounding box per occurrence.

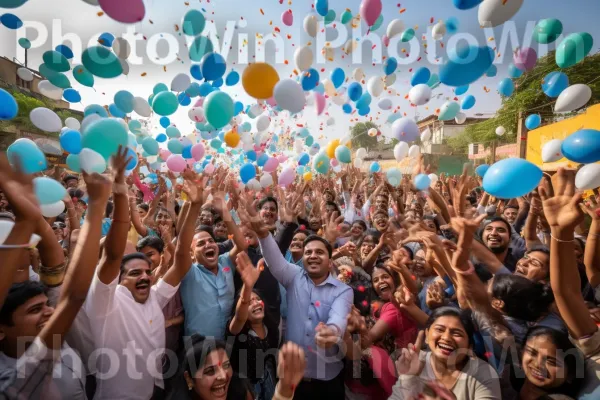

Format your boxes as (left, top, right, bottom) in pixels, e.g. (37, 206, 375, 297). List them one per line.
(187, 383, 193, 391)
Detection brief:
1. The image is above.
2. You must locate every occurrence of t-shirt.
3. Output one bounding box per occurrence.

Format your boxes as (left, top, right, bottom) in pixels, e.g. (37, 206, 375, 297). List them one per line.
(377, 302, 418, 350)
(570, 328, 600, 399)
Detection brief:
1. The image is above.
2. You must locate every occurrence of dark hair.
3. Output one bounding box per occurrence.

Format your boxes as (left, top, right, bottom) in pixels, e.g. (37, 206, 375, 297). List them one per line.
(491, 275, 554, 321)
(213, 216, 224, 226)
(257, 196, 278, 212)
(63, 174, 78, 183)
(426, 307, 475, 347)
(137, 203, 150, 212)
(292, 227, 309, 237)
(119, 252, 152, 281)
(325, 201, 341, 214)
(482, 217, 512, 235)
(401, 245, 414, 260)
(303, 234, 333, 257)
(195, 225, 216, 241)
(67, 188, 85, 204)
(352, 220, 367, 231)
(527, 245, 550, 258)
(136, 236, 165, 254)
(105, 201, 114, 219)
(423, 215, 440, 233)
(504, 205, 519, 211)
(372, 264, 401, 292)
(0, 281, 47, 326)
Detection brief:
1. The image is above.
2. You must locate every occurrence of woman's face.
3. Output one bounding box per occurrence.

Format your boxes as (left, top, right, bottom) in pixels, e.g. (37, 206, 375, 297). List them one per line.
(189, 348, 232, 400)
(423, 219, 437, 233)
(247, 292, 265, 323)
(360, 235, 376, 258)
(155, 210, 172, 227)
(413, 249, 433, 278)
(350, 222, 365, 238)
(372, 267, 396, 302)
(137, 206, 148, 219)
(522, 335, 568, 390)
(427, 315, 470, 366)
(290, 232, 307, 254)
(213, 221, 228, 239)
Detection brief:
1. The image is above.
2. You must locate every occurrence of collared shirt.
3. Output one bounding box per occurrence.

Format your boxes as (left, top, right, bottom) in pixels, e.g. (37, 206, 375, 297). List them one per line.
(259, 235, 353, 381)
(180, 253, 235, 339)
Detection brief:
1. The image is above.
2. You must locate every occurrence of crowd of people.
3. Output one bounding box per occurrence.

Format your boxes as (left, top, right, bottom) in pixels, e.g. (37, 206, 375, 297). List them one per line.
(1, 148, 600, 400)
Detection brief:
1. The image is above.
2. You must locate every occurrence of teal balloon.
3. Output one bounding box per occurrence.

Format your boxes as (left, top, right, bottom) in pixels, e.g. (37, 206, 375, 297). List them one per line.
(66, 154, 81, 173)
(525, 114, 541, 130)
(189, 36, 214, 62)
(186, 82, 201, 97)
(324, 9, 336, 25)
(81, 118, 128, 161)
(142, 136, 159, 155)
(533, 19, 563, 44)
(152, 92, 179, 116)
(153, 83, 169, 95)
(47, 71, 71, 89)
(556, 33, 593, 68)
(108, 103, 125, 117)
(371, 14, 383, 31)
(313, 152, 330, 174)
(240, 163, 256, 183)
(42, 50, 70, 72)
(84, 104, 108, 118)
(508, 64, 523, 79)
(167, 138, 184, 154)
(6, 138, 47, 174)
(386, 168, 402, 187)
(401, 29, 415, 42)
(82, 46, 123, 78)
(341, 9, 352, 24)
(18, 37, 31, 49)
(182, 9, 206, 36)
(439, 102, 460, 121)
(166, 126, 181, 138)
(128, 119, 142, 133)
(483, 158, 542, 199)
(72, 65, 94, 87)
(427, 73, 440, 88)
(114, 90, 135, 113)
(334, 146, 351, 164)
(204, 91, 234, 130)
(498, 78, 514, 97)
(414, 174, 431, 191)
(33, 177, 67, 205)
(486, 65, 497, 77)
(0, 88, 18, 120)
(305, 135, 314, 146)
(210, 139, 222, 150)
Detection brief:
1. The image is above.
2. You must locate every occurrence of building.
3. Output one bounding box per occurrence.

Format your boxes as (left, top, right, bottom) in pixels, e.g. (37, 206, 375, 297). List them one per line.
(416, 115, 490, 155)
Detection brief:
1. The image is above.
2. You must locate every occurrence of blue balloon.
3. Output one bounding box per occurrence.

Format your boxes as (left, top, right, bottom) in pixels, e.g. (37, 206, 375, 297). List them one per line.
(156, 133, 167, 143)
(225, 70, 239, 86)
(369, 162, 381, 174)
(201, 52, 226, 81)
(475, 164, 489, 177)
(257, 153, 269, 167)
(331, 68, 345, 88)
(160, 117, 171, 128)
(342, 103, 353, 114)
(358, 106, 370, 116)
(55, 44, 74, 59)
(178, 92, 191, 106)
(356, 93, 372, 110)
(384, 58, 398, 76)
(246, 150, 257, 161)
(212, 77, 223, 88)
(66, 154, 81, 173)
(0, 88, 18, 120)
(84, 104, 108, 118)
(483, 158, 543, 198)
(240, 163, 256, 184)
(508, 63, 523, 79)
(348, 82, 363, 102)
(298, 153, 310, 166)
(33, 177, 66, 205)
(452, 0, 483, 9)
(525, 114, 541, 130)
(199, 82, 214, 96)
(0, 13, 23, 29)
(561, 129, 600, 163)
(461, 95, 476, 110)
(411, 67, 431, 86)
(315, 0, 328, 17)
(126, 148, 137, 170)
(414, 174, 431, 191)
(190, 64, 203, 80)
(7, 139, 47, 174)
(313, 83, 325, 94)
(114, 90, 135, 113)
(98, 32, 115, 47)
(440, 44, 494, 87)
(455, 85, 469, 96)
(486, 64, 497, 77)
(498, 78, 514, 97)
(542, 71, 569, 98)
(186, 82, 201, 97)
(108, 103, 126, 118)
(234, 101, 244, 115)
(446, 17, 459, 34)
(301, 68, 320, 91)
(182, 145, 193, 159)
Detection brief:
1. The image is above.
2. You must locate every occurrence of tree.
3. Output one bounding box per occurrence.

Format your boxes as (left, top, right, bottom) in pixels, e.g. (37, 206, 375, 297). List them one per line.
(350, 121, 379, 150)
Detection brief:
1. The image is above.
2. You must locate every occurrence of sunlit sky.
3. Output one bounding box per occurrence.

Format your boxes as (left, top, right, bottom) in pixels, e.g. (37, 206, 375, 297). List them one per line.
(1, 0, 599, 145)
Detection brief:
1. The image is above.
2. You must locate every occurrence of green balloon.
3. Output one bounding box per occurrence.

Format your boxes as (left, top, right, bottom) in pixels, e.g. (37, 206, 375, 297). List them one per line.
(401, 28, 415, 42)
(189, 36, 214, 62)
(556, 32, 593, 68)
(371, 14, 384, 31)
(152, 92, 179, 116)
(82, 118, 128, 161)
(82, 46, 123, 79)
(341, 9, 352, 24)
(129, 120, 142, 133)
(324, 9, 336, 25)
(427, 73, 440, 89)
(72, 64, 95, 87)
(42, 50, 70, 72)
(204, 91, 234, 130)
(48, 71, 72, 89)
(66, 154, 81, 173)
(313, 152, 330, 175)
(153, 83, 169, 95)
(533, 19, 563, 44)
(18, 38, 31, 49)
(182, 9, 206, 36)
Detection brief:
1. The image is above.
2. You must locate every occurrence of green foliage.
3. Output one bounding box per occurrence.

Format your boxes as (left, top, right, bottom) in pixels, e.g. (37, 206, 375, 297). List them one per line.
(350, 121, 379, 150)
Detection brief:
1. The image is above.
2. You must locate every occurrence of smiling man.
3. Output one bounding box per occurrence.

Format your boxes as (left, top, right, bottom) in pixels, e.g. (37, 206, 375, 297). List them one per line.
(481, 217, 526, 272)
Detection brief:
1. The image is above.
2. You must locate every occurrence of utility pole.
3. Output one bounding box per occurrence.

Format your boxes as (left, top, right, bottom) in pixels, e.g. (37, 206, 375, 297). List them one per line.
(516, 111, 528, 159)
(490, 140, 497, 163)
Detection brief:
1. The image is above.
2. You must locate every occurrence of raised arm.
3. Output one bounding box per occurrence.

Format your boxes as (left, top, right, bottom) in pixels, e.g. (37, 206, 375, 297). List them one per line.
(581, 200, 600, 288)
(34, 215, 66, 287)
(229, 252, 261, 335)
(129, 194, 148, 237)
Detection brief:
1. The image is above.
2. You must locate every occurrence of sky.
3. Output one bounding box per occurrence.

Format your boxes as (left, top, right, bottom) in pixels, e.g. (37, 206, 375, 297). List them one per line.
(1, 0, 600, 147)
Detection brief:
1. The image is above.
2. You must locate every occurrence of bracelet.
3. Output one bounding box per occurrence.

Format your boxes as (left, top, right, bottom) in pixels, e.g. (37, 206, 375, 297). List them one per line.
(0, 243, 33, 249)
(112, 218, 131, 224)
(550, 234, 575, 243)
(113, 183, 128, 195)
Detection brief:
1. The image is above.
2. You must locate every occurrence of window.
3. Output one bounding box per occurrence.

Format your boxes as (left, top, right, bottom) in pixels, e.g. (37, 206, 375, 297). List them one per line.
(16, 76, 31, 90)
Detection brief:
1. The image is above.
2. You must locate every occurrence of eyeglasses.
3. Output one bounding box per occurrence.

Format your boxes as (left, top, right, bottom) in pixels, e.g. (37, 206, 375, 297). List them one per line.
(522, 254, 545, 269)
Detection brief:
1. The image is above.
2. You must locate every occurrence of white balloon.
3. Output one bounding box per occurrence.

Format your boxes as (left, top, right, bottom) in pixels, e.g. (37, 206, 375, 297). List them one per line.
(353, 68, 365, 82)
(40, 200, 65, 218)
(356, 148, 367, 159)
(171, 73, 191, 92)
(326, 117, 335, 126)
(541, 139, 564, 163)
(368, 128, 378, 137)
(378, 98, 393, 110)
(17, 67, 33, 81)
(321, 46, 335, 62)
(331, 92, 347, 106)
(260, 174, 274, 188)
(65, 117, 81, 131)
(455, 112, 467, 124)
(408, 145, 421, 158)
(112, 37, 131, 59)
(496, 126, 506, 136)
(408, 84, 432, 106)
(256, 114, 270, 131)
(38, 80, 63, 100)
(394, 142, 409, 161)
(478, 0, 524, 27)
(386, 19, 405, 39)
(421, 128, 432, 142)
(432, 20, 446, 41)
(367, 76, 385, 97)
(274, 79, 306, 114)
(555, 84, 592, 113)
(247, 178, 261, 191)
(81, 114, 101, 133)
(343, 39, 357, 55)
(119, 59, 130, 76)
(133, 97, 152, 117)
(428, 173, 439, 185)
(79, 148, 107, 174)
(576, 164, 600, 190)
(385, 74, 397, 87)
(0, 220, 41, 246)
(248, 103, 263, 118)
(354, 158, 364, 168)
(322, 79, 336, 97)
(188, 107, 205, 122)
(304, 13, 318, 37)
(294, 45, 313, 72)
(30, 107, 62, 132)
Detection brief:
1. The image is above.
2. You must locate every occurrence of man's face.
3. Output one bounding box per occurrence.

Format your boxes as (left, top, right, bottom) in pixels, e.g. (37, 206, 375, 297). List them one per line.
(52, 224, 65, 241)
(309, 215, 321, 231)
(0, 294, 53, 347)
(325, 204, 337, 218)
(120, 259, 153, 304)
(515, 251, 550, 282)
(290, 232, 307, 253)
(324, 191, 334, 203)
(200, 210, 214, 226)
(503, 208, 518, 224)
(65, 179, 78, 189)
(303, 240, 330, 280)
(259, 201, 278, 226)
(140, 246, 162, 270)
(375, 195, 389, 210)
(350, 222, 365, 238)
(213, 221, 228, 239)
(192, 231, 219, 268)
(482, 221, 510, 254)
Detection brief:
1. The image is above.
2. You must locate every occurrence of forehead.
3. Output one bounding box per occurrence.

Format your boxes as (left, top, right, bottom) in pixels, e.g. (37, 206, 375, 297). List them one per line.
(372, 267, 391, 278)
(487, 221, 509, 230)
(193, 231, 213, 243)
(204, 348, 229, 368)
(293, 232, 307, 240)
(260, 201, 277, 209)
(528, 251, 549, 263)
(415, 249, 425, 258)
(432, 315, 465, 331)
(140, 246, 159, 254)
(123, 258, 151, 272)
(305, 240, 327, 252)
(16, 293, 48, 313)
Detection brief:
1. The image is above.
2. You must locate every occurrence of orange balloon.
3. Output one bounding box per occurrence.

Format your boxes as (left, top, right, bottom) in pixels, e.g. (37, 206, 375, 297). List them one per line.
(224, 129, 240, 148)
(242, 63, 280, 99)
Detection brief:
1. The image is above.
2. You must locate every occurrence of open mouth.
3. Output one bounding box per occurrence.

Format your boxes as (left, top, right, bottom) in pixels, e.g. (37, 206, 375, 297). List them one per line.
(204, 248, 217, 261)
(136, 281, 150, 295)
(378, 283, 390, 293)
(436, 341, 456, 356)
(487, 236, 501, 246)
(290, 243, 302, 250)
(251, 306, 263, 315)
(307, 259, 321, 268)
(528, 366, 547, 381)
(211, 382, 227, 397)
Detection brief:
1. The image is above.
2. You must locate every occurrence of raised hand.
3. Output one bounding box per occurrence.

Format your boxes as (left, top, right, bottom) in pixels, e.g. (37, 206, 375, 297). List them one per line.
(83, 172, 112, 206)
(323, 211, 345, 243)
(277, 342, 306, 398)
(110, 145, 132, 185)
(426, 281, 448, 310)
(394, 285, 415, 307)
(240, 193, 270, 239)
(236, 252, 261, 288)
(539, 168, 584, 233)
(449, 164, 469, 216)
(182, 176, 206, 205)
(0, 154, 41, 222)
(395, 331, 425, 376)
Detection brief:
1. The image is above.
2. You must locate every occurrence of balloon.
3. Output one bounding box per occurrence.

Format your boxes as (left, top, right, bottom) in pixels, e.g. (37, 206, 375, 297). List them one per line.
(475, 164, 489, 177)
(411, 67, 431, 86)
(152, 92, 179, 116)
(439, 44, 494, 87)
(392, 118, 419, 142)
(30, 107, 62, 132)
(533, 18, 563, 44)
(301, 68, 320, 91)
(204, 91, 234, 129)
(391, 142, 408, 162)
(315, 0, 328, 17)
(303, 13, 318, 37)
(182, 9, 206, 36)
(367, 127, 377, 137)
(239, 163, 256, 184)
(525, 114, 541, 130)
(81, 114, 101, 133)
(378, 98, 392, 110)
(386, 18, 404, 39)
(166, 154, 186, 173)
(408, 84, 432, 106)
(486, 65, 497, 77)
(225, 70, 239, 86)
(189, 36, 214, 62)
(114, 90, 135, 114)
(542, 139, 564, 163)
(575, 164, 600, 190)
(133, 97, 152, 117)
(62, 88, 81, 103)
(72, 65, 94, 87)
(561, 129, 600, 163)
(495, 126, 506, 136)
(0, 13, 22, 29)
(498, 78, 514, 97)
(65, 117, 80, 131)
(33, 177, 67, 205)
(98, 32, 114, 47)
(59, 129, 82, 154)
(84, 104, 108, 119)
(408, 145, 421, 158)
(386, 168, 402, 187)
(367, 76, 384, 97)
(354, 158, 364, 168)
(66, 153, 81, 173)
(348, 82, 363, 102)
(167, 139, 183, 154)
(452, 0, 483, 9)
(16, 67, 33, 82)
(45, 71, 71, 89)
(356, 93, 372, 110)
(189, 143, 205, 161)
(323, 9, 336, 25)
(432, 20, 446, 40)
(483, 158, 542, 198)
(461, 95, 476, 110)
(263, 157, 279, 173)
(171, 73, 191, 92)
(370, 13, 383, 30)
(446, 17, 459, 34)
(556, 33, 594, 69)
(514, 47, 537, 71)
(542, 72, 569, 98)
(414, 174, 431, 191)
(335, 146, 351, 164)
(353, 68, 365, 82)
(455, 112, 467, 124)
(401, 28, 415, 42)
(313, 151, 330, 175)
(141, 137, 159, 155)
(478, 0, 523, 27)
(330, 68, 346, 89)
(98, 0, 145, 23)
(438, 101, 460, 121)
(384, 57, 398, 76)
(6, 139, 47, 174)
(201, 52, 226, 81)
(82, 46, 122, 78)
(455, 85, 469, 96)
(555, 84, 592, 113)
(274, 79, 305, 114)
(112, 37, 131, 59)
(341, 8, 353, 24)
(166, 126, 181, 138)
(421, 129, 432, 142)
(0, 89, 18, 120)
(294, 45, 313, 71)
(82, 118, 128, 161)
(508, 64, 523, 78)
(369, 162, 381, 174)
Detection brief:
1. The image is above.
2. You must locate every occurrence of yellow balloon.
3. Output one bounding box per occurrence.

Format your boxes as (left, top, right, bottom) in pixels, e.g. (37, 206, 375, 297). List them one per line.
(224, 129, 240, 148)
(303, 171, 313, 181)
(326, 139, 340, 158)
(242, 63, 280, 100)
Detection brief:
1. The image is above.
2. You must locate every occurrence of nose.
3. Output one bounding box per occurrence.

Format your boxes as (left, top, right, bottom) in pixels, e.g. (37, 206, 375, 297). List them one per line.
(43, 305, 55, 316)
(215, 365, 227, 380)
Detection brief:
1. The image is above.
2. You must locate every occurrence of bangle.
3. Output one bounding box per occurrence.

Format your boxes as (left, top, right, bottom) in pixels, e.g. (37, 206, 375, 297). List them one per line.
(0, 243, 32, 249)
(113, 183, 128, 195)
(550, 234, 575, 243)
(112, 218, 130, 224)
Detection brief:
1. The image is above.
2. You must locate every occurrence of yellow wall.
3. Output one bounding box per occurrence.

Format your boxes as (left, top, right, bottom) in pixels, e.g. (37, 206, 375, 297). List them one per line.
(527, 104, 600, 171)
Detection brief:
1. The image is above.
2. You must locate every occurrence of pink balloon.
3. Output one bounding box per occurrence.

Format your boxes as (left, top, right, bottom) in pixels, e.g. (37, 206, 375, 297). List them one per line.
(278, 167, 296, 187)
(166, 154, 186, 172)
(314, 93, 326, 116)
(204, 163, 215, 175)
(514, 47, 537, 71)
(281, 9, 293, 27)
(266, 96, 277, 107)
(194, 98, 204, 107)
(277, 155, 288, 163)
(191, 143, 205, 161)
(263, 157, 280, 173)
(330, 158, 339, 167)
(98, 0, 145, 23)
(159, 149, 172, 160)
(360, 0, 382, 27)
(383, 35, 390, 47)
